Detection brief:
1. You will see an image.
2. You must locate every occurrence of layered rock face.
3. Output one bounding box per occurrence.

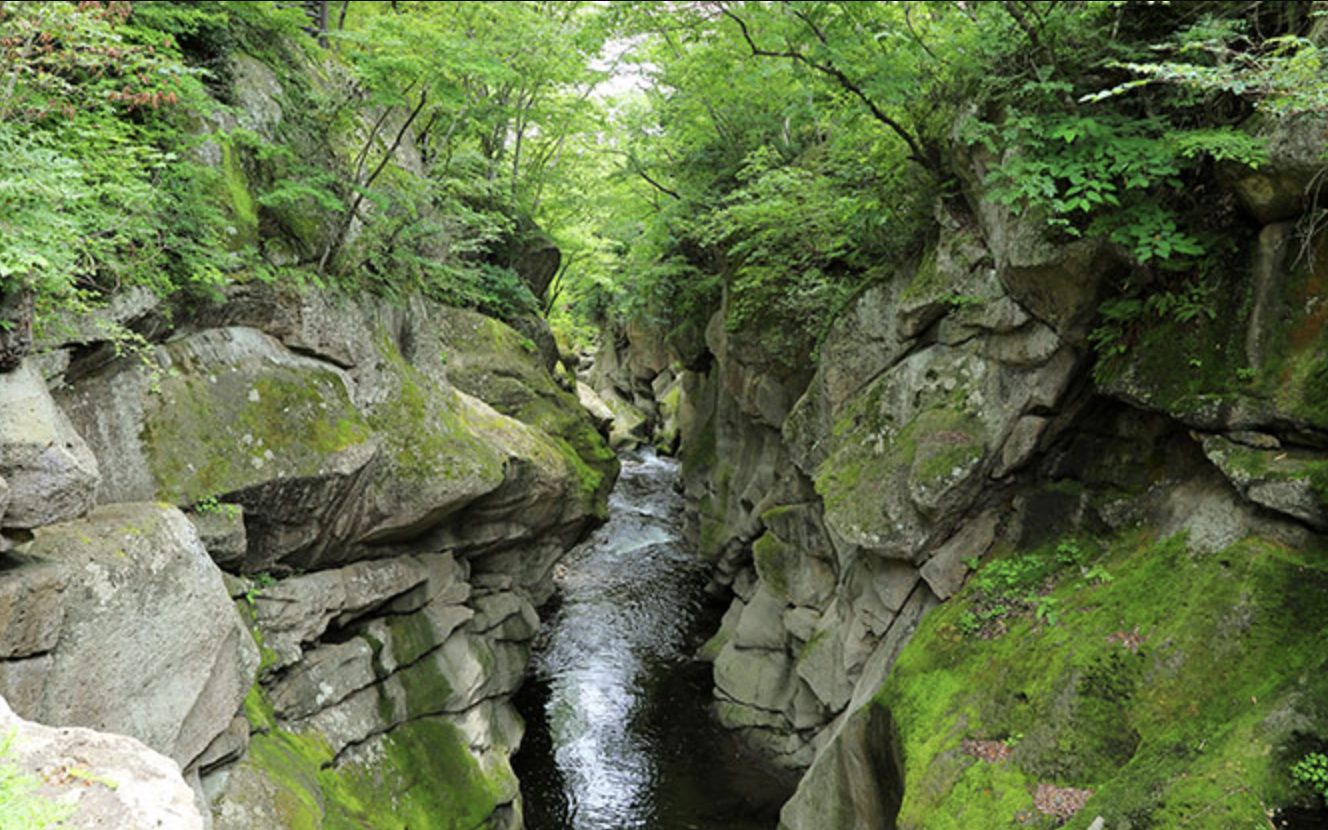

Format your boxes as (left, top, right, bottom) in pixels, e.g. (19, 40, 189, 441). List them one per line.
(592, 116, 1328, 828)
(0, 285, 615, 829)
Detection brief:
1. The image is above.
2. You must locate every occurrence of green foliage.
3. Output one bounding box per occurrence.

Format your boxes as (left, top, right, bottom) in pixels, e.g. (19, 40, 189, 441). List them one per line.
(1291, 751, 1328, 804)
(0, 0, 232, 311)
(193, 495, 241, 519)
(969, 110, 1265, 264)
(243, 572, 279, 608)
(958, 537, 1094, 637)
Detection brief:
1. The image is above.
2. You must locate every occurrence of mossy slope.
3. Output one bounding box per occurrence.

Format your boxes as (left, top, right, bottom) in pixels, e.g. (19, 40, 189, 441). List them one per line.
(877, 531, 1328, 829)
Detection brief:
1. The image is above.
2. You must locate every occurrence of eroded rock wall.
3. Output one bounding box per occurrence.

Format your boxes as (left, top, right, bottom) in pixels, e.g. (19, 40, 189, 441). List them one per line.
(0, 284, 616, 830)
(599, 116, 1328, 829)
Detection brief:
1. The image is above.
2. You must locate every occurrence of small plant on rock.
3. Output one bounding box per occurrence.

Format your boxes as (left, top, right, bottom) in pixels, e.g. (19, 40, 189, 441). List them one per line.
(0, 731, 70, 829)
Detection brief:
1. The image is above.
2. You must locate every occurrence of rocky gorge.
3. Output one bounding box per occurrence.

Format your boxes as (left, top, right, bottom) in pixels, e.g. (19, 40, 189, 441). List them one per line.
(2, 4, 1328, 830)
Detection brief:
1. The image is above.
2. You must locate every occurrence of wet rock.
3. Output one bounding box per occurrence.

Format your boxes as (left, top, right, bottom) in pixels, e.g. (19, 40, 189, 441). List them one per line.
(0, 361, 100, 529)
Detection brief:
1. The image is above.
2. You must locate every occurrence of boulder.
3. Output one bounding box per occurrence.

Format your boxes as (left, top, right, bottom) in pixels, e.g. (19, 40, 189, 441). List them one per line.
(0, 695, 205, 830)
(57, 327, 380, 569)
(3, 504, 258, 771)
(0, 361, 100, 529)
(576, 381, 615, 433)
(35, 286, 162, 352)
(57, 322, 588, 572)
(1201, 434, 1328, 530)
(1218, 113, 1328, 223)
(808, 344, 1075, 561)
(0, 554, 68, 660)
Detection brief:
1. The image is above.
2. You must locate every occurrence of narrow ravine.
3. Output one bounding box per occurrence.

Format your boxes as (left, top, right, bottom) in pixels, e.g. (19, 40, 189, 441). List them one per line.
(514, 450, 793, 830)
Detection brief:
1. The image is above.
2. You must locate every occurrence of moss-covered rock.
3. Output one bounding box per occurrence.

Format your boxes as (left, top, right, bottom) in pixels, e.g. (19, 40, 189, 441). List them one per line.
(428, 305, 618, 518)
(877, 530, 1328, 829)
(1100, 224, 1328, 443)
(216, 707, 510, 830)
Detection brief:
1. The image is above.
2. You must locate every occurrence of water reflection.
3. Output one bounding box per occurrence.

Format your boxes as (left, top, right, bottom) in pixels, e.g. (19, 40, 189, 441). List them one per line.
(516, 451, 790, 830)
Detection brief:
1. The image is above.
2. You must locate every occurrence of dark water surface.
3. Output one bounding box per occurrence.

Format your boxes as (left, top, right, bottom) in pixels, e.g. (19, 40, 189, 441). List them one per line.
(514, 451, 793, 830)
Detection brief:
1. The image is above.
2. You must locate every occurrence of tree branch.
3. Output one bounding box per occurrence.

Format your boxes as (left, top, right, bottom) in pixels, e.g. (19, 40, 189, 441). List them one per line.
(320, 85, 430, 273)
(720, 5, 937, 174)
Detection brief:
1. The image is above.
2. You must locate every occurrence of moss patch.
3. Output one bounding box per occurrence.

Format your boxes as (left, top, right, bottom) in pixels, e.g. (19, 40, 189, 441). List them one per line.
(877, 530, 1328, 829)
(141, 363, 370, 505)
(752, 531, 792, 601)
(815, 400, 985, 544)
(220, 139, 259, 250)
(239, 718, 503, 830)
(369, 335, 504, 485)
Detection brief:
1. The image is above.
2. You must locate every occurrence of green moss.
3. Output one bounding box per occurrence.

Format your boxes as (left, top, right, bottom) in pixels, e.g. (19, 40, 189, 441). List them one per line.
(901, 245, 941, 303)
(752, 531, 792, 601)
(141, 364, 370, 505)
(220, 139, 258, 250)
(877, 530, 1328, 829)
(238, 704, 504, 830)
(379, 611, 456, 720)
(369, 335, 504, 485)
(244, 683, 277, 733)
(239, 603, 281, 676)
(816, 402, 985, 540)
(1296, 355, 1328, 429)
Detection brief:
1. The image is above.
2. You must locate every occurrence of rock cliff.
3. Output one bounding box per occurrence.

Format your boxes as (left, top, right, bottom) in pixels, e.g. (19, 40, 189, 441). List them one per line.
(0, 284, 615, 829)
(590, 114, 1328, 829)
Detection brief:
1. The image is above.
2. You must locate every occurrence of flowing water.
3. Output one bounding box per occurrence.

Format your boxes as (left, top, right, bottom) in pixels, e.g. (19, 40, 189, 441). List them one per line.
(514, 450, 793, 830)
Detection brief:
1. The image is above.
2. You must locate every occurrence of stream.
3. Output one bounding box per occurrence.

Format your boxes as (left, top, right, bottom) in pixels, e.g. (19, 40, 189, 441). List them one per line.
(513, 450, 793, 830)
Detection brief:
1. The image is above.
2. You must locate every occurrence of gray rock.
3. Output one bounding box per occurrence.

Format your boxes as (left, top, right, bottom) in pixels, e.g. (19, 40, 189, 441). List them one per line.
(195, 715, 250, 773)
(1246, 223, 1294, 367)
(993, 415, 1051, 478)
(1201, 435, 1328, 530)
(0, 694, 206, 830)
(577, 381, 615, 432)
(0, 653, 50, 713)
(752, 504, 838, 609)
(0, 361, 100, 529)
(268, 639, 376, 721)
(56, 326, 380, 568)
(776, 703, 897, 830)
(715, 642, 798, 715)
(1218, 114, 1328, 223)
(35, 287, 162, 351)
(0, 554, 68, 659)
(255, 556, 438, 671)
(780, 585, 939, 830)
(187, 506, 248, 569)
(11, 504, 257, 771)
(733, 585, 792, 652)
(920, 510, 999, 601)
